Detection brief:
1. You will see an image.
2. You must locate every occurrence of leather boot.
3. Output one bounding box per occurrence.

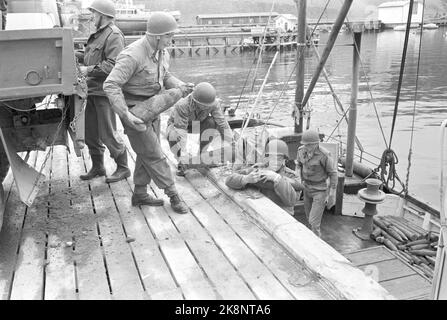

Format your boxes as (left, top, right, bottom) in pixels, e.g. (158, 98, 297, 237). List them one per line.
(106, 150, 131, 183)
(80, 154, 106, 180)
(176, 163, 186, 177)
(131, 193, 164, 206)
(164, 185, 188, 214)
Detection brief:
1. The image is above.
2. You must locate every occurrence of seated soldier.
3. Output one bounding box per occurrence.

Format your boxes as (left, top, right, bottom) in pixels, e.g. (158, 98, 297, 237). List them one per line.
(166, 82, 233, 176)
(225, 139, 303, 208)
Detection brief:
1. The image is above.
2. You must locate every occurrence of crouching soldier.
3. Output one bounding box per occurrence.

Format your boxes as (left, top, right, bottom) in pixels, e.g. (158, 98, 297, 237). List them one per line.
(166, 82, 233, 176)
(297, 129, 337, 237)
(225, 139, 303, 209)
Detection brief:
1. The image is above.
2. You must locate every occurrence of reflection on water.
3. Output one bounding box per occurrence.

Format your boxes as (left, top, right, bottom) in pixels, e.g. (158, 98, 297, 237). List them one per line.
(169, 27, 447, 208)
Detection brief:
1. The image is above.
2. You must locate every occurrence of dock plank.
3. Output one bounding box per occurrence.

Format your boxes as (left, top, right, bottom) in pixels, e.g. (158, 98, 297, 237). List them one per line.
(9, 151, 49, 300)
(183, 170, 334, 300)
(44, 146, 77, 300)
(106, 177, 183, 300)
(67, 148, 112, 300)
(86, 157, 147, 300)
(0, 154, 32, 300)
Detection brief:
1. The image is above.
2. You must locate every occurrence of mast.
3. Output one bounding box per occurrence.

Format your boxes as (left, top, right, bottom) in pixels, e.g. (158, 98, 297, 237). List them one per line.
(294, 0, 306, 133)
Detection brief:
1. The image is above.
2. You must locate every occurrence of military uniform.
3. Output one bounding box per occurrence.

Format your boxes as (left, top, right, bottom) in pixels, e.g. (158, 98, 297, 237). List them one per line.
(297, 145, 337, 236)
(226, 164, 303, 208)
(166, 95, 232, 159)
(0, 0, 7, 30)
(103, 35, 185, 191)
(83, 21, 126, 160)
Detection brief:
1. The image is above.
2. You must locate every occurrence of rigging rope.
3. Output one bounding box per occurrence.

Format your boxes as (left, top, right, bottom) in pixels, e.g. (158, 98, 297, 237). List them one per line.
(404, 0, 426, 197)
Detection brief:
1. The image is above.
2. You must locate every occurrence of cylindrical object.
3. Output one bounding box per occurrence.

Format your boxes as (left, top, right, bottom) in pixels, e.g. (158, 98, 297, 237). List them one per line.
(335, 172, 345, 215)
(345, 30, 362, 177)
(294, 0, 306, 133)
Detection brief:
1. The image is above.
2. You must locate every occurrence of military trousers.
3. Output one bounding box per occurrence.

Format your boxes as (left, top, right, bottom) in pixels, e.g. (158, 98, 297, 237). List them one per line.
(166, 116, 225, 158)
(123, 117, 174, 189)
(85, 95, 125, 159)
(303, 188, 328, 237)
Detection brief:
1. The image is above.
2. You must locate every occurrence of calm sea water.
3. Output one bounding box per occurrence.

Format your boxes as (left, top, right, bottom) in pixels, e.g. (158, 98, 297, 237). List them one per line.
(169, 27, 447, 209)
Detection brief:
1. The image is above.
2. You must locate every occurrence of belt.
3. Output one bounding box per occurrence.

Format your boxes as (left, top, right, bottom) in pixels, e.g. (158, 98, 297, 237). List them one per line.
(303, 179, 327, 185)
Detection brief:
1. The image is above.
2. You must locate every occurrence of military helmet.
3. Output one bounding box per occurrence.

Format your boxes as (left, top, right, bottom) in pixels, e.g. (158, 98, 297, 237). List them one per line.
(265, 139, 289, 159)
(301, 129, 320, 145)
(146, 11, 179, 36)
(88, 0, 116, 18)
(192, 82, 217, 107)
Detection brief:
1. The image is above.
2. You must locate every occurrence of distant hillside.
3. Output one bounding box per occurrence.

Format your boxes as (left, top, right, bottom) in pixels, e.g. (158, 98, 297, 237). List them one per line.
(133, 0, 447, 25)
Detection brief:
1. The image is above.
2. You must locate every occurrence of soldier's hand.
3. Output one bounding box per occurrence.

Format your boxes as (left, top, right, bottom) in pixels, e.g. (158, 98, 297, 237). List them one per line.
(259, 170, 281, 183)
(124, 111, 146, 132)
(79, 66, 89, 76)
(326, 188, 336, 209)
(179, 82, 195, 97)
(243, 170, 262, 184)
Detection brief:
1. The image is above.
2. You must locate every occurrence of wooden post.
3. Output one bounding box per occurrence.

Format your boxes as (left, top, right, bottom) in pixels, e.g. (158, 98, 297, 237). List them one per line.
(294, 0, 307, 133)
(301, 0, 354, 108)
(345, 25, 362, 177)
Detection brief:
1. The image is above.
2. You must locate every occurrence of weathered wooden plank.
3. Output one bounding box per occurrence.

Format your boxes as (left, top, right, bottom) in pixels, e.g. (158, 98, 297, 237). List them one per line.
(344, 246, 397, 267)
(380, 274, 431, 300)
(150, 184, 256, 300)
(66, 148, 112, 300)
(43, 146, 77, 300)
(9, 151, 49, 300)
(0, 154, 32, 300)
(106, 176, 183, 300)
(183, 170, 334, 300)
(357, 259, 417, 283)
(86, 155, 147, 300)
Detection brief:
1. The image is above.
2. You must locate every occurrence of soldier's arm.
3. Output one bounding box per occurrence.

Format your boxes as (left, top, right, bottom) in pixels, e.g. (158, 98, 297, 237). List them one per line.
(324, 156, 338, 190)
(103, 54, 137, 117)
(89, 33, 125, 78)
(225, 168, 252, 189)
(272, 175, 299, 207)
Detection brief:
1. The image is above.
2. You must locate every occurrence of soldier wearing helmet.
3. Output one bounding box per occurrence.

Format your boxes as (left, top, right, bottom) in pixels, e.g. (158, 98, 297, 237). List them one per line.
(225, 139, 303, 208)
(104, 12, 194, 214)
(77, 0, 131, 184)
(166, 82, 233, 176)
(297, 129, 338, 237)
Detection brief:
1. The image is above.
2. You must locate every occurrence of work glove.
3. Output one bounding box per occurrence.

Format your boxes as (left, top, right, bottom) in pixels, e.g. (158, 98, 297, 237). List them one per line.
(326, 187, 336, 209)
(122, 111, 146, 132)
(179, 83, 195, 98)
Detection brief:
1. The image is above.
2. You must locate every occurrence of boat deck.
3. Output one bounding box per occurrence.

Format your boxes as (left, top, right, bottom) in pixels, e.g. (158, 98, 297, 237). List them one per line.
(0, 137, 336, 300)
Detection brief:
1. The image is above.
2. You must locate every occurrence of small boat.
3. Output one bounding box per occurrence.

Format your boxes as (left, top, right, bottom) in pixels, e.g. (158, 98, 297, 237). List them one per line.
(423, 23, 439, 30)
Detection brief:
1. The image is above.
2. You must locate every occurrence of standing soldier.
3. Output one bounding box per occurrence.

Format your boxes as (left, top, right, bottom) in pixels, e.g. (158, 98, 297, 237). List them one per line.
(78, 0, 131, 183)
(166, 82, 233, 176)
(296, 129, 337, 237)
(0, 0, 7, 30)
(103, 12, 193, 214)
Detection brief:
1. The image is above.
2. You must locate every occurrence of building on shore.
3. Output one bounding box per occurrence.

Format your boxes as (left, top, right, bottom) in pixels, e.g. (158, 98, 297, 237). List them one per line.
(377, 0, 423, 28)
(274, 14, 297, 32)
(196, 12, 279, 26)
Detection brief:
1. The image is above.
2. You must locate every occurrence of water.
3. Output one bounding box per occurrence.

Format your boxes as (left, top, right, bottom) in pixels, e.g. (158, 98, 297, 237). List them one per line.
(169, 28, 447, 209)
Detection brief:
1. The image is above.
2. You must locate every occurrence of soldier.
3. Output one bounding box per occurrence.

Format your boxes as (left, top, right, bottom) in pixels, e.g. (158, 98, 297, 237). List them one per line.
(225, 139, 303, 208)
(78, 0, 131, 184)
(0, 0, 7, 30)
(166, 82, 233, 176)
(103, 12, 193, 214)
(296, 129, 337, 237)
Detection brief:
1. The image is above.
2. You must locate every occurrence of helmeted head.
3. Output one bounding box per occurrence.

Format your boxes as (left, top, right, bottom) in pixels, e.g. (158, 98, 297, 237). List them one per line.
(88, 0, 115, 29)
(192, 82, 218, 108)
(146, 12, 179, 50)
(263, 139, 289, 172)
(301, 129, 320, 145)
(298, 129, 320, 163)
